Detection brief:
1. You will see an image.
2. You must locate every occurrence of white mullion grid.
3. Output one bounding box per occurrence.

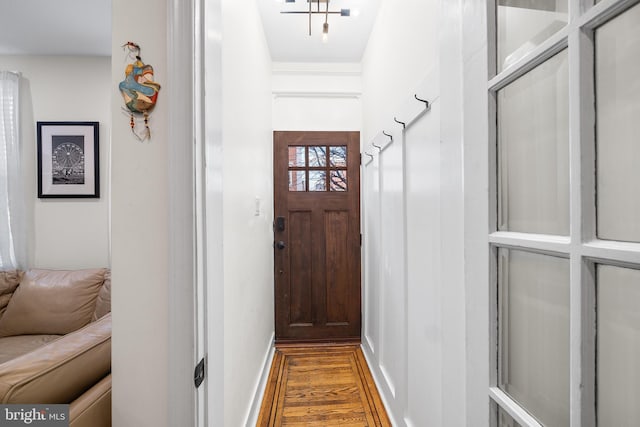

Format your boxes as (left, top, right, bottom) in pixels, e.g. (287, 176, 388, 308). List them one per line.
(489, 0, 640, 426)
(578, 0, 640, 29)
(574, 0, 599, 418)
(489, 388, 544, 427)
(487, 0, 499, 405)
(568, 17, 588, 427)
(489, 232, 571, 256)
(488, 30, 568, 93)
(582, 242, 640, 266)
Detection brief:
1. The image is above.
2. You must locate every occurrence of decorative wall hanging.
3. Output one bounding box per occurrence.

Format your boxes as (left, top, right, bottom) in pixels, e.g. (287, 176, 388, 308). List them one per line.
(119, 42, 161, 141)
(37, 122, 100, 198)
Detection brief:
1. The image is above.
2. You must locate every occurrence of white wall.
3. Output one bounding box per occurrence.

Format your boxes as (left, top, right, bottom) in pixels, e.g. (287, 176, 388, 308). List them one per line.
(272, 62, 361, 131)
(360, 0, 489, 425)
(360, 1, 443, 426)
(221, 0, 275, 425)
(0, 55, 111, 270)
(110, 0, 169, 425)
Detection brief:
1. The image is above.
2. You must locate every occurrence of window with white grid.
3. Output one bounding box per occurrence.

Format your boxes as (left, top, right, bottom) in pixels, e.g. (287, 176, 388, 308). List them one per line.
(488, 1, 640, 426)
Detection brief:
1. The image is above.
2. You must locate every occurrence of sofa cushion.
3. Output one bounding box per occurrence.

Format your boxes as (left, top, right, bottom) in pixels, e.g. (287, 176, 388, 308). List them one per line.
(92, 270, 111, 321)
(0, 269, 106, 337)
(0, 270, 22, 319)
(0, 335, 61, 364)
(0, 313, 111, 404)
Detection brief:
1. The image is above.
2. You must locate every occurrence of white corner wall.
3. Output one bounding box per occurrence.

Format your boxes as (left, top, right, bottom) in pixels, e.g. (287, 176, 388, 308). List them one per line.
(360, 0, 489, 425)
(0, 55, 111, 270)
(110, 0, 169, 425)
(221, 0, 275, 425)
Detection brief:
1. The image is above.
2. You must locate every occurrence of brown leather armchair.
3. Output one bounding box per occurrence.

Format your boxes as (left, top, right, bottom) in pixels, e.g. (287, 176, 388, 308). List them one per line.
(0, 269, 111, 426)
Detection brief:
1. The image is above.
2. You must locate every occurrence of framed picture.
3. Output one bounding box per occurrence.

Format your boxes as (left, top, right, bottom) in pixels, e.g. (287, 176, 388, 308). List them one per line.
(37, 122, 100, 198)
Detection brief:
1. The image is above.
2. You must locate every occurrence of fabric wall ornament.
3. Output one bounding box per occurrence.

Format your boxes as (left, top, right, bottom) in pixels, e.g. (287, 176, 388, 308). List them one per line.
(119, 42, 161, 141)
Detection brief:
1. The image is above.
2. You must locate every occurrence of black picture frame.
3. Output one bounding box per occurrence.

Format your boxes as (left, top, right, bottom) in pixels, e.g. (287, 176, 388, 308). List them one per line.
(37, 122, 100, 198)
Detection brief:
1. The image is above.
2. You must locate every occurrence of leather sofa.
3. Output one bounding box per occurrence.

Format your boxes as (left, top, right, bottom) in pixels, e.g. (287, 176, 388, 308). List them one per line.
(0, 268, 111, 427)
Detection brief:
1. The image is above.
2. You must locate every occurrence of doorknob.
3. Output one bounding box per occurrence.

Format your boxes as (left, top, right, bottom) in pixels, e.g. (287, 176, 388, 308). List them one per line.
(275, 241, 286, 250)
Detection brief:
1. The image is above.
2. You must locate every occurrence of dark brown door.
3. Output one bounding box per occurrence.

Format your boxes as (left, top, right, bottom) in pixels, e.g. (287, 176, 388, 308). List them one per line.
(274, 131, 361, 343)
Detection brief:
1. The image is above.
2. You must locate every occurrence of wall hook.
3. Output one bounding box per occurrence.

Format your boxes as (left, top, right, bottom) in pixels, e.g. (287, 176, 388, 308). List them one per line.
(414, 94, 430, 109)
(382, 131, 393, 142)
(394, 117, 406, 129)
(364, 152, 374, 161)
(372, 141, 382, 151)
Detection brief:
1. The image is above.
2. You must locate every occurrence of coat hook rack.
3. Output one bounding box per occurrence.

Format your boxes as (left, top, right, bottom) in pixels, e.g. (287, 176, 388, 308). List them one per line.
(394, 117, 406, 129)
(414, 94, 430, 109)
(382, 131, 393, 142)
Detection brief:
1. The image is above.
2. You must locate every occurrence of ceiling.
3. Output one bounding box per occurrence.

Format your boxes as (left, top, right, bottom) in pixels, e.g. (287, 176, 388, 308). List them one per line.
(257, 0, 380, 62)
(0, 0, 377, 62)
(0, 0, 111, 56)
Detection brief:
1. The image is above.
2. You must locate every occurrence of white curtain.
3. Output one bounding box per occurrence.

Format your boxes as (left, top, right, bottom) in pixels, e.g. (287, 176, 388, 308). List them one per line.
(0, 71, 26, 270)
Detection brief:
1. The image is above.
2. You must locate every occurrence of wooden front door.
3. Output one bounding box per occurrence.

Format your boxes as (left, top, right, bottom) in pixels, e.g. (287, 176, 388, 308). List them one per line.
(274, 131, 361, 343)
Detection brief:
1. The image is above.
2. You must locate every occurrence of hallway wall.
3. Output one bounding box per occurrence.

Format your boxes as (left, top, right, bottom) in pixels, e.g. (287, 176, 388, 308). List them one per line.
(221, 0, 275, 425)
(360, 1, 444, 426)
(360, 0, 488, 425)
(110, 0, 169, 425)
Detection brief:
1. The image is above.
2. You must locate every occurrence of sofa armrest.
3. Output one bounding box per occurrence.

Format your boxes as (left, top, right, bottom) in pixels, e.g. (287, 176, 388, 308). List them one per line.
(70, 374, 111, 427)
(0, 313, 111, 404)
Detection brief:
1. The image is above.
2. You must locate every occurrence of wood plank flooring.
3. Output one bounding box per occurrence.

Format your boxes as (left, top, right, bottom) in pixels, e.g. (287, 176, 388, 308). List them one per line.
(257, 344, 391, 426)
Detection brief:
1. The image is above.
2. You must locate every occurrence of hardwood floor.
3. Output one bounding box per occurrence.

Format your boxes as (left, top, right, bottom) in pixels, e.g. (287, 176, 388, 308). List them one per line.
(257, 344, 391, 426)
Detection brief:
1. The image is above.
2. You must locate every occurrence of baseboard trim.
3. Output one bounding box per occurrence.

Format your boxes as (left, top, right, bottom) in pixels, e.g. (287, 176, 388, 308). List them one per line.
(360, 341, 404, 427)
(244, 333, 276, 427)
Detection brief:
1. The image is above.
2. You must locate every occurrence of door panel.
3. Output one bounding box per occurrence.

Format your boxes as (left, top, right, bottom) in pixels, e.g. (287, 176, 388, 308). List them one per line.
(274, 131, 361, 342)
(325, 210, 350, 324)
(289, 211, 312, 325)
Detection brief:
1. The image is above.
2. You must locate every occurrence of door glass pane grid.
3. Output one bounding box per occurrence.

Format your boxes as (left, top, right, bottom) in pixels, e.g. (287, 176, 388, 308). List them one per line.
(595, 1, 640, 243)
(597, 263, 640, 425)
(491, 2, 640, 427)
(309, 146, 326, 167)
(289, 170, 306, 192)
(496, 0, 568, 72)
(497, 49, 570, 236)
(288, 145, 348, 192)
(288, 146, 306, 167)
(497, 248, 570, 427)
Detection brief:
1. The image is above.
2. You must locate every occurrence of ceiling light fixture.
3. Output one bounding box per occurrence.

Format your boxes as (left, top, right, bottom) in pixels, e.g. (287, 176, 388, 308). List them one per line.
(281, 0, 350, 40)
(322, 0, 329, 42)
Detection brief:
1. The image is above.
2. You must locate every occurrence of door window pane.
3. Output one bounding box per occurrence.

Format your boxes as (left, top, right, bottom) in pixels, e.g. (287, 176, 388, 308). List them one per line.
(497, 0, 568, 71)
(289, 171, 306, 192)
(596, 3, 640, 243)
(598, 265, 640, 426)
(498, 50, 569, 235)
(330, 170, 347, 192)
(308, 146, 326, 167)
(308, 171, 326, 192)
(329, 146, 347, 167)
(498, 249, 569, 427)
(288, 146, 305, 167)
